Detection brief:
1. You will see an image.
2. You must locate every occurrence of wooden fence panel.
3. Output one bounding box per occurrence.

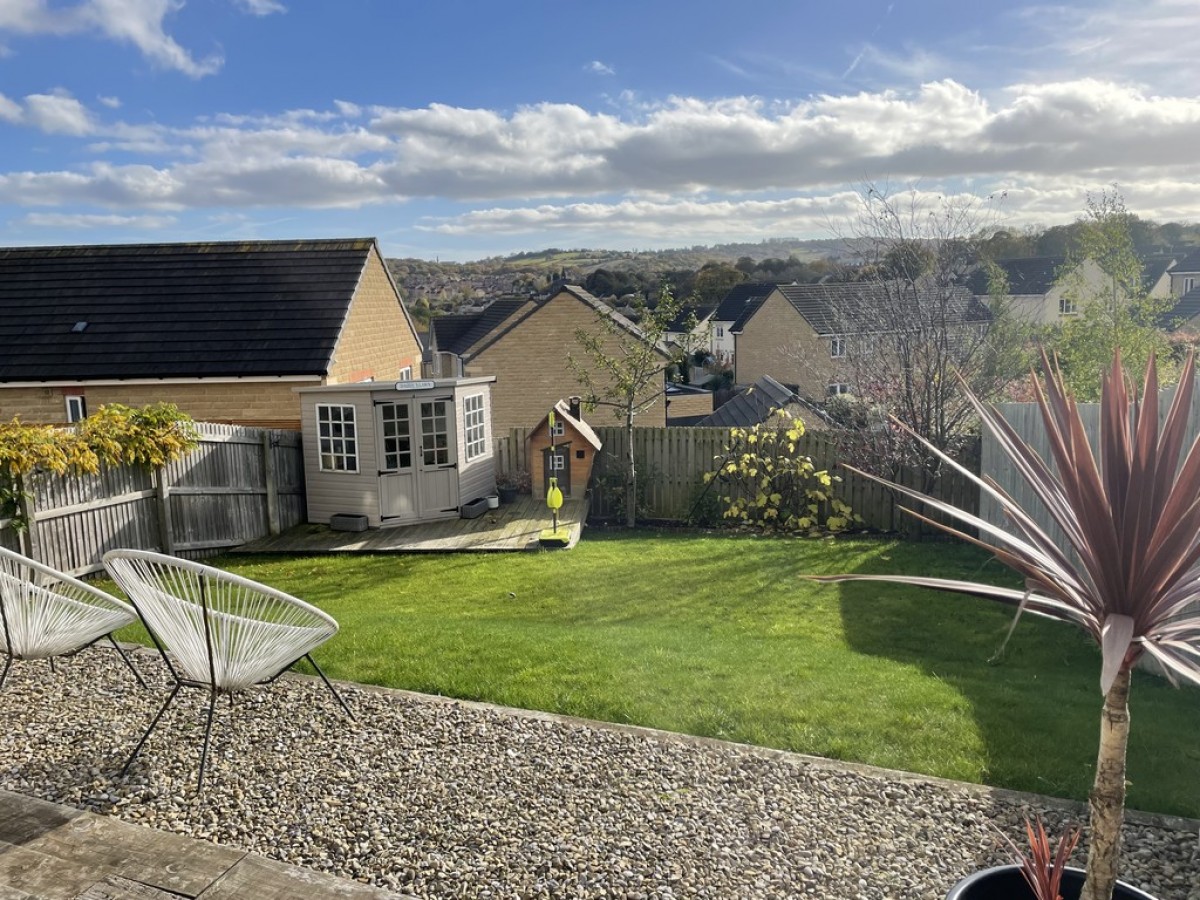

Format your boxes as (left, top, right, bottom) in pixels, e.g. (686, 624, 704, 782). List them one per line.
(0, 423, 305, 576)
(493, 424, 978, 535)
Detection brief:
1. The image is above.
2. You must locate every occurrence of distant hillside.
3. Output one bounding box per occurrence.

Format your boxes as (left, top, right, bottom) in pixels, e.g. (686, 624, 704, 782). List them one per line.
(386, 238, 847, 314)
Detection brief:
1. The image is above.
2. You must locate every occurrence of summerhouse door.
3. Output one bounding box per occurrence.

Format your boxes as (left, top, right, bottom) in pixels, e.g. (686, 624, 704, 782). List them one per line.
(377, 401, 417, 521)
(417, 397, 459, 516)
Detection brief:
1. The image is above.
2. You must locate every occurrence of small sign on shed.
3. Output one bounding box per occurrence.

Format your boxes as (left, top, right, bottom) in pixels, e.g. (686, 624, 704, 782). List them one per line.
(526, 397, 602, 500)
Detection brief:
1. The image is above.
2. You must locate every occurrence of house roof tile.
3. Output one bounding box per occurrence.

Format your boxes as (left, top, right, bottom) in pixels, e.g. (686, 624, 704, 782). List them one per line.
(0, 238, 380, 382)
(712, 283, 779, 322)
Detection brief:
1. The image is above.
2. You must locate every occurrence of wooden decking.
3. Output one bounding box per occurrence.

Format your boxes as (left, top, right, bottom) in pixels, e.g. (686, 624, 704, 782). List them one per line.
(235, 495, 587, 555)
(0, 789, 409, 900)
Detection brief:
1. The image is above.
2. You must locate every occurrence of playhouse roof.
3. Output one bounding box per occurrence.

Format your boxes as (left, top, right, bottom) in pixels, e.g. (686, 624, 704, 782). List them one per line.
(529, 400, 602, 451)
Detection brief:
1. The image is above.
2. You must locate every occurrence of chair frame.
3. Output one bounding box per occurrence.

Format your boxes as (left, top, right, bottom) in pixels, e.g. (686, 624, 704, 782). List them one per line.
(103, 549, 352, 789)
(0, 546, 145, 690)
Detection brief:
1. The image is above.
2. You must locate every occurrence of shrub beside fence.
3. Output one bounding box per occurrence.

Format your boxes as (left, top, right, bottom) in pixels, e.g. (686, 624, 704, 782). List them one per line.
(0, 423, 304, 576)
(495, 425, 979, 537)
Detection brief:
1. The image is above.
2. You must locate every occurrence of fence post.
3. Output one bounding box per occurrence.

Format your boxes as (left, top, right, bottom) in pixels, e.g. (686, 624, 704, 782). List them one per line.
(154, 467, 176, 555)
(17, 480, 40, 562)
(263, 431, 280, 535)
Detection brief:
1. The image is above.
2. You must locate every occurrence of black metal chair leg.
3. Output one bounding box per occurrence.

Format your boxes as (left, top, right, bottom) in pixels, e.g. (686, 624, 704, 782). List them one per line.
(196, 688, 219, 791)
(122, 683, 181, 776)
(106, 634, 147, 689)
(305, 654, 354, 720)
(48, 656, 56, 674)
(0, 654, 11, 690)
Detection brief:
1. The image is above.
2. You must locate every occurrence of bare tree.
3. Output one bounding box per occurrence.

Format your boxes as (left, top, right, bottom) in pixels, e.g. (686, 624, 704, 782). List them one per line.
(818, 186, 1030, 487)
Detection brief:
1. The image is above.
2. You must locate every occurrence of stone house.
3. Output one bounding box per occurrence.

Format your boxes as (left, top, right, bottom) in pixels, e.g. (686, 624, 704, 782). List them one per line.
(426, 285, 670, 433)
(731, 282, 990, 400)
(0, 238, 422, 429)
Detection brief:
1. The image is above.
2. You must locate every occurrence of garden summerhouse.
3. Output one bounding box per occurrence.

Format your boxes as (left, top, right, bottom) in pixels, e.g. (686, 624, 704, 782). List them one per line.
(298, 377, 497, 528)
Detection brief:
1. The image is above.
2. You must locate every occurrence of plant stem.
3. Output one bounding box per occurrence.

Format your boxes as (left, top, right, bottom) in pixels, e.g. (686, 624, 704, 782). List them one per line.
(1082, 665, 1131, 900)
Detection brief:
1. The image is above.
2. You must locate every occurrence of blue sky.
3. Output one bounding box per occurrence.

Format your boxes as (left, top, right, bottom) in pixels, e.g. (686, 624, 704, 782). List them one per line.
(2, 0, 1200, 259)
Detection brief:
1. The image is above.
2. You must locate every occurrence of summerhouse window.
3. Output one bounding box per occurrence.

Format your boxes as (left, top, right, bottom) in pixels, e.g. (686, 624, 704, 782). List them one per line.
(316, 404, 359, 472)
(464, 393, 487, 461)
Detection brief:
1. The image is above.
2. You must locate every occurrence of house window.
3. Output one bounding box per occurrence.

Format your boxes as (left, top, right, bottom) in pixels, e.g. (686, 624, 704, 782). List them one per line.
(463, 393, 487, 461)
(1060, 295, 1078, 316)
(827, 383, 852, 396)
(830, 335, 846, 358)
(316, 404, 359, 472)
(64, 395, 87, 423)
(398, 366, 413, 381)
(716, 326, 725, 338)
(1187, 277, 1196, 294)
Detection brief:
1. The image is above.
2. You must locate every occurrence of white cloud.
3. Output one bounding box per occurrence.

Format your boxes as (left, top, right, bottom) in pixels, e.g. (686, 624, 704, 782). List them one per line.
(97, 95, 121, 108)
(233, 0, 284, 15)
(1017, 0, 1200, 91)
(7, 78, 1200, 245)
(0, 0, 221, 77)
(585, 60, 614, 76)
(18, 211, 176, 228)
(24, 90, 94, 135)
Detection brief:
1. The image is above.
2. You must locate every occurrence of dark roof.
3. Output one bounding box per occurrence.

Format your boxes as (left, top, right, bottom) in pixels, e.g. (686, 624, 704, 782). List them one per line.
(1173, 248, 1200, 274)
(666, 304, 715, 332)
(732, 282, 988, 335)
(967, 257, 1067, 296)
(696, 376, 797, 428)
(1141, 255, 1176, 291)
(0, 238, 382, 382)
(440, 285, 667, 361)
(713, 282, 778, 322)
(431, 299, 528, 356)
(1159, 287, 1200, 330)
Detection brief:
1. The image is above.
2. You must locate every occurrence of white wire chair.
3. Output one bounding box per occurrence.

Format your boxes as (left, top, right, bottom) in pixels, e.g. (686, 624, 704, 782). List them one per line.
(0, 546, 144, 689)
(102, 549, 352, 788)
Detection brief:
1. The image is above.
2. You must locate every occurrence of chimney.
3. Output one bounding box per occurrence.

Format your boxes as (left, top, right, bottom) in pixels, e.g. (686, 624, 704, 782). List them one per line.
(568, 396, 582, 420)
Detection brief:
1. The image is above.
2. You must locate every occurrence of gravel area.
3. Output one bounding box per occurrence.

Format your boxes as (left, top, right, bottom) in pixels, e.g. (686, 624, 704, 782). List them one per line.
(1, 648, 1197, 900)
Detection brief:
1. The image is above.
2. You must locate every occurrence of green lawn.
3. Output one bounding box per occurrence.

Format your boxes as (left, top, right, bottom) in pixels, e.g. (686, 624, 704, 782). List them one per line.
(120, 530, 1200, 817)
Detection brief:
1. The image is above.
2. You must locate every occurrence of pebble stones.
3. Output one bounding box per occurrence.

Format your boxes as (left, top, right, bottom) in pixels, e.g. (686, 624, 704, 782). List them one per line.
(0, 650, 1196, 900)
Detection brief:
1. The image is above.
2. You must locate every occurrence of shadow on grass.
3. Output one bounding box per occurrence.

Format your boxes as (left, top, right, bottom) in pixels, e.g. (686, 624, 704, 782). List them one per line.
(833, 541, 1200, 819)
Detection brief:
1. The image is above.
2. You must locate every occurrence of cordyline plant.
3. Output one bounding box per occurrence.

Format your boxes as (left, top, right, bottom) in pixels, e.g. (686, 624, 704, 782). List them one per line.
(812, 350, 1200, 900)
(998, 817, 1082, 900)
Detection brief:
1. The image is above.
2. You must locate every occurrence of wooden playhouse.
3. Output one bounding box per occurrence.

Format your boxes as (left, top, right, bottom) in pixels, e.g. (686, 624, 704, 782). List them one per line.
(526, 398, 602, 500)
(297, 376, 497, 528)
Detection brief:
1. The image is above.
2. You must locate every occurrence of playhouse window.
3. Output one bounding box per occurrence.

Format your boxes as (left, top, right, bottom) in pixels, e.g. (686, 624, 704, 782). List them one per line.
(549, 454, 566, 471)
(316, 404, 359, 472)
(464, 393, 487, 461)
(551, 419, 565, 437)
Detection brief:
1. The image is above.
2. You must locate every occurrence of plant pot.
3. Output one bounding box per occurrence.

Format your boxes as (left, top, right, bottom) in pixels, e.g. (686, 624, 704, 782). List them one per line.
(946, 866, 1158, 900)
(498, 485, 519, 504)
(486, 494, 500, 509)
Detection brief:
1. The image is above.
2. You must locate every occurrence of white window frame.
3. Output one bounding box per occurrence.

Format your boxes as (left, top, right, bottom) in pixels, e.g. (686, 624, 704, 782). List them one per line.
(549, 453, 566, 471)
(1186, 277, 1196, 294)
(398, 366, 413, 380)
(463, 393, 487, 461)
(827, 383, 852, 397)
(830, 335, 846, 358)
(550, 419, 565, 437)
(64, 395, 87, 423)
(316, 403, 359, 473)
(1059, 295, 1078, 316)
(716, 326, 725, 338)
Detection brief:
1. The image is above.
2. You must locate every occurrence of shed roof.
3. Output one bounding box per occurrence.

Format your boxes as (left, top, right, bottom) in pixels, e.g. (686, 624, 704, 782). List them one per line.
(696, 376, 798, 428)
(0, 238, 384, 382)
